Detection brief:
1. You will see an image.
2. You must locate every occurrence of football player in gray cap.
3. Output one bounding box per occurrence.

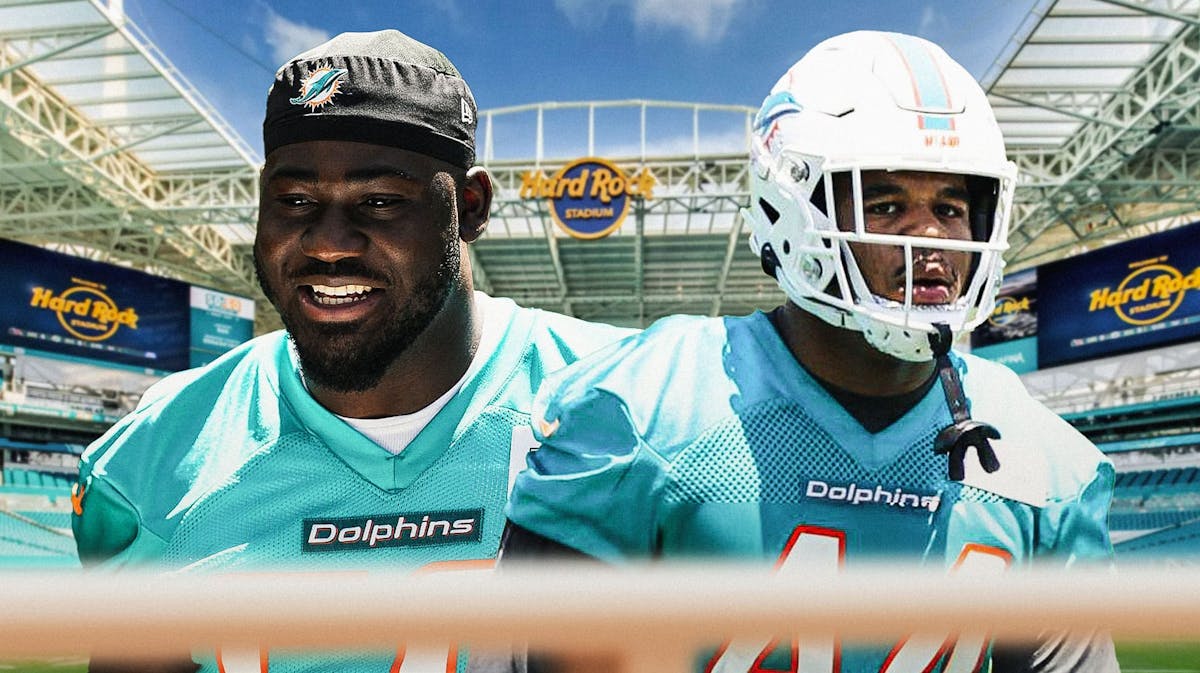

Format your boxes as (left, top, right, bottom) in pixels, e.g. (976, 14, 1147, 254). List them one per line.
(74, 29, 631, 673)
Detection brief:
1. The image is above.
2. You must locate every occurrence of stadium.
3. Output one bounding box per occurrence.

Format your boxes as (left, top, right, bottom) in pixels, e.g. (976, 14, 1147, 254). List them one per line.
(1, 0, 1200, 671)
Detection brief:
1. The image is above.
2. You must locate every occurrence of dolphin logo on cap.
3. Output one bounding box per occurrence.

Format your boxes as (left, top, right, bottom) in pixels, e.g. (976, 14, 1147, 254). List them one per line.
(290, 67, 348, 110)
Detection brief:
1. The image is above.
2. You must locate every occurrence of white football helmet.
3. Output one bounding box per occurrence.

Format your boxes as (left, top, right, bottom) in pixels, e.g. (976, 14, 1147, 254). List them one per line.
(744, 31, 1017, 361)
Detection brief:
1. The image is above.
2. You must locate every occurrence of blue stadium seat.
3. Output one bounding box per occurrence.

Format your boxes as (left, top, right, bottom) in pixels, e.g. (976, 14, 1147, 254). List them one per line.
(1116, 519, 1200, 561)
(16, 511, 71, 529)
(1110, 510, 1200, 531)
(0, 510, 77, 567)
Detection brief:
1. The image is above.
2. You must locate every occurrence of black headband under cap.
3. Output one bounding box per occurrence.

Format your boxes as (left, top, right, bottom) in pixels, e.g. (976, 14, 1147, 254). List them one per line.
(263, 30, 477, 168)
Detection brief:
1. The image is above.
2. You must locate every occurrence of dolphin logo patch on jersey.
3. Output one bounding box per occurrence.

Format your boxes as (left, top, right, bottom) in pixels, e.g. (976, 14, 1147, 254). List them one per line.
(70, 479, 87, 516)
(290, 67, 348, 110)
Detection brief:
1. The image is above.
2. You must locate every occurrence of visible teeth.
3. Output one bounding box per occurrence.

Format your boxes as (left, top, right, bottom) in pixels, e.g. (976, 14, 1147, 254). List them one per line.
(312, 284, 372, 297)
(310, 284, 373, 306)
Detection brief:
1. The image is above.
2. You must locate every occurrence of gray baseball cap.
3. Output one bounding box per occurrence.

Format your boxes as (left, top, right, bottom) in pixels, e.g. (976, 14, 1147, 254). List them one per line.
(263, 30, 477, 168)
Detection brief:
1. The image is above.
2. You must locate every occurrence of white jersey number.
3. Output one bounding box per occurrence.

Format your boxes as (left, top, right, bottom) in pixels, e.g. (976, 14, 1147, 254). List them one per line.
(215, 560, 495, 673)
(704, 526, 1011, 673)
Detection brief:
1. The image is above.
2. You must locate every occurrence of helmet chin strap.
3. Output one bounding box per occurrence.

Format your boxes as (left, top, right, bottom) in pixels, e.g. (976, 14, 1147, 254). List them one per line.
(930, 323, 1001, 481)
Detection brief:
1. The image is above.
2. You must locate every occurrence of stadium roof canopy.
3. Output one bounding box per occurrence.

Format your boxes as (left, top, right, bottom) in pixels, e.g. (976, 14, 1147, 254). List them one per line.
(0, 0, 1198, 330)
(985, 0, 1200, 270)
(0, 0, 263, 318)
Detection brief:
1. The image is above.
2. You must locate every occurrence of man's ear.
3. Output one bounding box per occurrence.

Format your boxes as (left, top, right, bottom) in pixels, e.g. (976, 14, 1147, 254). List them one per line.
(459, 166, 493, 243)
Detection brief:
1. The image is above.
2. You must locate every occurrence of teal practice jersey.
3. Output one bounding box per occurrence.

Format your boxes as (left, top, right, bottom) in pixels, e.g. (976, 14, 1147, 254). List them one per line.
(507, 312, 1116, 673)
(73, 293, 631, 672)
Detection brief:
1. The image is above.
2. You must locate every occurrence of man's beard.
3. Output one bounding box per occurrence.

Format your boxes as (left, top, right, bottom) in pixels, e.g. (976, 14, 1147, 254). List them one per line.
(255, 236, 461, 394)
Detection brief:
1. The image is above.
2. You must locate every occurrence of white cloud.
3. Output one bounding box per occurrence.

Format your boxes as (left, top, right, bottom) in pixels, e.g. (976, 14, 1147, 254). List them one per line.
(918, 4, 944, 36)
(555, 0, 747, 43)
(263, 7, 332, 67)
(633, 0, 742, 42)
(554, 0, 619, 30)
(418, 0, 466, 24)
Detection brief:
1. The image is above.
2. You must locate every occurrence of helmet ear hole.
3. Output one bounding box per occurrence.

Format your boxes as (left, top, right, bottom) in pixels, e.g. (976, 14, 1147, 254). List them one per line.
(965, 175, 999, 243)
(760, 243, 781, 280)
(809, 177, 827, 216)
(758, 198, 781, 224)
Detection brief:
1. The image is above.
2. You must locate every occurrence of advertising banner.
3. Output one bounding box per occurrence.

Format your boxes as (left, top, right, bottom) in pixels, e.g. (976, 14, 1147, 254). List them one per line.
(0, 239, 191, 372)
(0, 239, 255, 373)
(189, 286, 256, 368)
(971, 268, 1038, 373)
(1038, 221, 1200, 367)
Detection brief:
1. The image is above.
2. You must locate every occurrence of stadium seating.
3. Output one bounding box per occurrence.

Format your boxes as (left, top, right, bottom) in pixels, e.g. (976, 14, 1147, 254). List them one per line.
(1, 467, 73, 494)
(1114, 467, 1200, 495)
(1109, 510, 1200, 531)
(1061, 391, 1200, 447)
(0, 466, 77, 567)
(15, 510, 71, 529)
(0, 509, 77, 567)
(1115, 519, 1200, 561)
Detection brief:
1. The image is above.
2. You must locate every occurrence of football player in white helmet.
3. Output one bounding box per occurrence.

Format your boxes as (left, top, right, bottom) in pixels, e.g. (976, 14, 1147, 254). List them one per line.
(499, 31, 1118, 673)
(742, 30, 1021, 479)
(744, 31, 1016, 363)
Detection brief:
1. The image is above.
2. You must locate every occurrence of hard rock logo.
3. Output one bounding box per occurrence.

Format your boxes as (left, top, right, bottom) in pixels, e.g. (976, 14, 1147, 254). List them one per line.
(29, 279, 138, 341)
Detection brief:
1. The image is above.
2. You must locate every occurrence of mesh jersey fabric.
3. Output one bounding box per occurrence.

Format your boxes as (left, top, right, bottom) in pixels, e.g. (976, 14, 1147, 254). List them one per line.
(506, 310, 1116, 673)
(72, 293, 632, 672)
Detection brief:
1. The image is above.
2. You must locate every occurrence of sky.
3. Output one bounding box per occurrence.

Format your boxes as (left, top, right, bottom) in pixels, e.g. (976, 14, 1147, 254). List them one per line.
(113, 0, 1042, 161)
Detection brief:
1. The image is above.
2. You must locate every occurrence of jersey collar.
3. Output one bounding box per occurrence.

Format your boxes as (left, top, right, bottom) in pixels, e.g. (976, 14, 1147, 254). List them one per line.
(274, 295, 530, 491)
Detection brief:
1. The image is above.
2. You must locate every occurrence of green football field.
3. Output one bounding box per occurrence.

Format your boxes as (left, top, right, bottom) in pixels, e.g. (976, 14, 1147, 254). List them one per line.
(1116, 641, 1200, 672)
(0, 658, 86, 673)
(4, 643, 1200, 672)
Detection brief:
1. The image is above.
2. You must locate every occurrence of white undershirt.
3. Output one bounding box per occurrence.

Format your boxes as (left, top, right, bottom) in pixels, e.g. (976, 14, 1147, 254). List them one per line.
(336, 293, 502, 455)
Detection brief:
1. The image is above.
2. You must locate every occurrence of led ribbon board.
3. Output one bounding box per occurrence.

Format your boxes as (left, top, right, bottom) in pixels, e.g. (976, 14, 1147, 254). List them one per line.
(0, 238, 253, 373)
(1038, 220, 1200, 367)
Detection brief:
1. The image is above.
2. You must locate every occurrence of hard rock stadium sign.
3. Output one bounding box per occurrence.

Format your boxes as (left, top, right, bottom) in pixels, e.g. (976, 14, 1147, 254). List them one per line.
(29, 281, 139, 342)
(1088, 258, 1200, 326)
(519, 157, 656, 240)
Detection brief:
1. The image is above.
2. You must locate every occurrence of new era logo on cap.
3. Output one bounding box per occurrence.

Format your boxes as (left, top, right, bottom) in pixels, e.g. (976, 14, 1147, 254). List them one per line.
(461, 97, 473, 124)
